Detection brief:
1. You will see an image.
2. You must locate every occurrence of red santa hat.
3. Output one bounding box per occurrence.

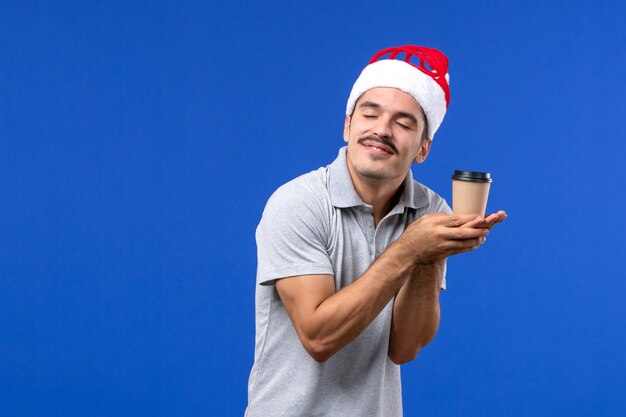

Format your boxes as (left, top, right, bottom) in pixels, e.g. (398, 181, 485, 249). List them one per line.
(346, 45, 451, 140)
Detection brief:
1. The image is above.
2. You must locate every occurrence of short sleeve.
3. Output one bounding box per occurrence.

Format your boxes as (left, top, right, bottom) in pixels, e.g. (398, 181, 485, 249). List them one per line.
(256, 181, 334, 286)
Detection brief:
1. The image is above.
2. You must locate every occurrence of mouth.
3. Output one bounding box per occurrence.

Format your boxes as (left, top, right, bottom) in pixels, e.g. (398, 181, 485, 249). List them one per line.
(360, 139, 395, 156)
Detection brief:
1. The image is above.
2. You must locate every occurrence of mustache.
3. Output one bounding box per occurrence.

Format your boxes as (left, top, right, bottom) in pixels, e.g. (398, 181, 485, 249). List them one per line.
(357, 136, 398, 154)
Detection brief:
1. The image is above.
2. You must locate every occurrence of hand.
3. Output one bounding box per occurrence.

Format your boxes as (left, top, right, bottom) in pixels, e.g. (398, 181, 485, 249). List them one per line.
(396, 213, 492, 266)
(461, 210, 508, 230)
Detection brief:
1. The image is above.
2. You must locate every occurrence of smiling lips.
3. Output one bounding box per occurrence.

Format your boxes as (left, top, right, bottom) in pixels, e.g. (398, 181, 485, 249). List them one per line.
(362, 140, 394, 156)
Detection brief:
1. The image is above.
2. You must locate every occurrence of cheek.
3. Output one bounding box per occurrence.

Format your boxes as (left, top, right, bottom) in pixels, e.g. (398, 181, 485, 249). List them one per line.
(400, 139, 423, 161)
(346, 128, 365, 142)
(350, 119, 374, 134)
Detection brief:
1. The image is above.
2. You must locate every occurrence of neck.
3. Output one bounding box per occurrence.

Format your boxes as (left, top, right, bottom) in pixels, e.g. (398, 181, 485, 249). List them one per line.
(346, 162, 405, 227)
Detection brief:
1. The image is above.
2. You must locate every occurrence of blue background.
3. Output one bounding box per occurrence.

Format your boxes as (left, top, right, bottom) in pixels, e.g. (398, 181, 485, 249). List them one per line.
(1, 1, 625, 416)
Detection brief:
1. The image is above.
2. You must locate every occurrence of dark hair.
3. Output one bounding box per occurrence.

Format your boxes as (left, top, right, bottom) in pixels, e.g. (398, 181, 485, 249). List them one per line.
(420, 114, 429, 143)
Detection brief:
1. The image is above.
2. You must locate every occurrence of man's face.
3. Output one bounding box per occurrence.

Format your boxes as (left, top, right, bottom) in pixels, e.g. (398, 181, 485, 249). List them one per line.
(343, 87, 432, 183)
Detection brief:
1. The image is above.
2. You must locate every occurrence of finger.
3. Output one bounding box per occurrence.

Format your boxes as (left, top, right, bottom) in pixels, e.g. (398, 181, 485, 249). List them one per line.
(486, 210, 507, 220)
(445, 236, 485, 255)
(484, 213, 499, 223)
(462, 236, 485, 250)
(448, 226, 489, 240)
(484, 211, 508, 228)
(483, 215, 500, 228)
(462, 217, 488, 229)
(444, 214, 483, 227)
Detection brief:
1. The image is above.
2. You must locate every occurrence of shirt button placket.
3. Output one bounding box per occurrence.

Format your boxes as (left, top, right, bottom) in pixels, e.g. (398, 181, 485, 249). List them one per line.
(374, 220, 383, 259)
(362, 205, 376, 261)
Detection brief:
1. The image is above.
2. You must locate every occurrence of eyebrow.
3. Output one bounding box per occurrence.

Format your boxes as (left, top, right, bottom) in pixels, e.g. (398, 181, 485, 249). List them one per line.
(358, 101, 382, 110)
(358, 101, 418, 125)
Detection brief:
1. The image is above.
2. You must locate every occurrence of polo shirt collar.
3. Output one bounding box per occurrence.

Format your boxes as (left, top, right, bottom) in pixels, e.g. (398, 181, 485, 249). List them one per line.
(328, 146, 429, 210)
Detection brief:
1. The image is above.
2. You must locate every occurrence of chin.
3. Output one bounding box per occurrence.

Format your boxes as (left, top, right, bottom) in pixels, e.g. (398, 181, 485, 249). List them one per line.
(355, 167, 392, 181)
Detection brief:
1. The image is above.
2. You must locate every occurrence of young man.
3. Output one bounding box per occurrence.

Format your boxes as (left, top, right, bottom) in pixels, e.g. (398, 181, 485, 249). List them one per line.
(245, 45, 506, 417)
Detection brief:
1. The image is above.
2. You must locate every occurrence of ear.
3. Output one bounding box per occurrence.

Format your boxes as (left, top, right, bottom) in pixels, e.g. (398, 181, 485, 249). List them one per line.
(343, 115, 351, 142)
(414, 139, 433, 164)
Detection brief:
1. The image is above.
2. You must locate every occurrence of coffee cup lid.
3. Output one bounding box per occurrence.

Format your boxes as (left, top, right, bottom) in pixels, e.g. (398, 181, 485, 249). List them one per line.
(452, 170, 493, 183)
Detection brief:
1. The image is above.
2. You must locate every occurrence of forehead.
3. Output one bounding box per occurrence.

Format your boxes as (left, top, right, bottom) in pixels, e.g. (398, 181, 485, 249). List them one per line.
(355, 87, 423, 116)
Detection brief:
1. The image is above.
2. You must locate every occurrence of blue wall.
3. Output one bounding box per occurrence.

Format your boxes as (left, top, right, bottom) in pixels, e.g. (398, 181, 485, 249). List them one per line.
(1, 1, 625, 415)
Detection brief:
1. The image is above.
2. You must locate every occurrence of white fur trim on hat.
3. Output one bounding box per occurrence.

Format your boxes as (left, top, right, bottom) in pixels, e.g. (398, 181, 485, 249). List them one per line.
(346, 59, 448, 140)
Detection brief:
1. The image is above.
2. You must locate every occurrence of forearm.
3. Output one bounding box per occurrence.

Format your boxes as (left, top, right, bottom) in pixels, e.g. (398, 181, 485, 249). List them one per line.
(298, 243, 415, 361)
(388, 259, 444, 364)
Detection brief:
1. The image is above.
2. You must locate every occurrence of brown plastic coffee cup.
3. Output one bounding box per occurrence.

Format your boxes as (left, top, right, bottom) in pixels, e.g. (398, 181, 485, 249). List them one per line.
(452, 170, 492, 216)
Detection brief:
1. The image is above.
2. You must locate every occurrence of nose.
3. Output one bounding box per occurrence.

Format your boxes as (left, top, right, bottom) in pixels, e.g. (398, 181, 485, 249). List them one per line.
(371, 116, 392, 138)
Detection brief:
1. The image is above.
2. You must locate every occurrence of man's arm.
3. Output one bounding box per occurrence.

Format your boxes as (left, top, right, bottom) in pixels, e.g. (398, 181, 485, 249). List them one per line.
(388, 260, 444, 364)
(276, 242, 413, 362)
(276, 213, 490, 362)
(387, 210, 508, 364)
